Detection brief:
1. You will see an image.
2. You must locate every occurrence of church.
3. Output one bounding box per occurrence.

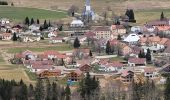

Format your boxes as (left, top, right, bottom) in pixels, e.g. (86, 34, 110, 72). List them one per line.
(81, 0, 95, 22)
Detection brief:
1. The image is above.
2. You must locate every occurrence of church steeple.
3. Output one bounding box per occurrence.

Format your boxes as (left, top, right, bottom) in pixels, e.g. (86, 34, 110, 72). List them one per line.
(85, 0, 91, 11)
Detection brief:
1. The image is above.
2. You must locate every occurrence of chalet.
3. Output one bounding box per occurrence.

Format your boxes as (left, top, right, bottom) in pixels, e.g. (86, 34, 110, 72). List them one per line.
(79, 64, 91, 72)
(128, 58, 146, 67)
(67, 69, 84, 82)
(143, 67, 158, 79)
(120, 70, 134, 83)
(1, 33, 12, 40)
(37, 69, 61, 78)
(93, 26, 111, 39)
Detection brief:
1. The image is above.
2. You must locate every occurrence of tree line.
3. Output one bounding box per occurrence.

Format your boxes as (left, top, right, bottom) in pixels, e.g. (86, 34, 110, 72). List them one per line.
(0, 78, 70, 100)
(0, 1, 8, 5)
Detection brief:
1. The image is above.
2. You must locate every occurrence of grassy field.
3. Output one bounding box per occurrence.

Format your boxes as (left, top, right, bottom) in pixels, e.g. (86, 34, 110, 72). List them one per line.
(0, 6, 67, 22)
(6, 44, 73, 53)
(135, 9, 170, 25)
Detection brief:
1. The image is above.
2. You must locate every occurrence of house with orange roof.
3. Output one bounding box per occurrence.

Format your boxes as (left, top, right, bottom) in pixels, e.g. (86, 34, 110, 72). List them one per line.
(79, 64, 91, 73)
(128, 58, 146, 67)
(67, 69, 84, 82)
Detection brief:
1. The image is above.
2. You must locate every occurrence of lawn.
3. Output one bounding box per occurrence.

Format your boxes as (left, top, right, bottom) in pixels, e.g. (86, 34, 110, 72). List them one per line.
(0, 6, 67, 22)
(135, 9, 170, 25)
(6, 44, 73, 53)
(25, 70, 37, 81)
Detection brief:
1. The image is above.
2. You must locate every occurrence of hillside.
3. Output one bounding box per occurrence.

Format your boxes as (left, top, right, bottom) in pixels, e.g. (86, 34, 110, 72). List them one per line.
(4, 0, 170, 24)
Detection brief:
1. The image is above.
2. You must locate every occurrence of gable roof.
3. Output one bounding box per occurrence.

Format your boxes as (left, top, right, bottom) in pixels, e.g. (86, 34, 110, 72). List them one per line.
(128, 58, 146, 64)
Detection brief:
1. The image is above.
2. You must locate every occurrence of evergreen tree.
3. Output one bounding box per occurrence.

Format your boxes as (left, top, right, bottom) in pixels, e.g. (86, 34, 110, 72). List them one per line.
(39, 26, 43, 31)
(43, 20, 48, 29)
(11, 2, 14, 6)
(58, 25, 63, 31)
(165, 77, 170, 100)
(146, 48, 151, 62)
(30, 18, 35, 25)
(106, 41, 111, 55)
(37, 19, 40, 24)
(48, 21, 51, 27)
(160, 11, 165, 20)
(138, 50, 145, 58)
(65, 85, 71, 100)
(35, 79, 44, 100)
(79, 72, 99, 99)
(73, 37, 80, 48)
(17, 84, 28, 100)
(117, 34, 122, 40)
(25, 17, 30, 25)
(12, 32, 18, 41)
(125, 9, 135, 22)
(89, 50, 93, 57)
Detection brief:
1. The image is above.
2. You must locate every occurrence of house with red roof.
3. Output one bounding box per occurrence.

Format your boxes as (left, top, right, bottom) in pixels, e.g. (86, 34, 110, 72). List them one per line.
(128, 58, 146, 67)
(44, 50, 60, 59)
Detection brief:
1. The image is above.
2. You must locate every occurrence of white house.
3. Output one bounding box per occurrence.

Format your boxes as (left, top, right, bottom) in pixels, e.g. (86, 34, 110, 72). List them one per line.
(70, 19, 84, 27)
(48, 31, 57, 38)
(143, 67, 158, 79)
(99, 62, 124, 72)
(0, 18, 10, 25)
(49, 37, 64, 43)
(123, 33, 140, 44)
(29, 24, 40, 31)
(131, 26, 141, 32)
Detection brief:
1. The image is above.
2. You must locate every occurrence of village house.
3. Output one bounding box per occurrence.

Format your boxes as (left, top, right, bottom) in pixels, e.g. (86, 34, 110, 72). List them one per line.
(70, 19, 84, 27)
(79, 64, 91, 73)
(0, 18, 10, 25)
(48, 31, 58, 38)
(143, 67, 158, 79)
(37, 69, 61, 78)
(30, 64, 54, 72)
(29, 24, 40, 31)
(120, 45, 133, 56)
(93, 26, 111, 39)
(49, 37, 64, 43)
(67, 69, 84, 82)
(12, 25, 23, 33)
(1, 33, 12, 40)
(99, 61, 124, 72)
(110, 25, 126, 38)
(128, 58, 146, 67)
(120, 70, 134, 83)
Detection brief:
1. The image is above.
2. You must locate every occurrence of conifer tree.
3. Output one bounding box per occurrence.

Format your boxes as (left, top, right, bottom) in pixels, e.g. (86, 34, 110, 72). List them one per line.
(35, 79, 44, 100)
(89, 50, 93, 57)
(117, 34, 122, 40)
(65, 84, 71, 100)
(146, 48, 151, 62)
(165, 77, 170, 100)
(25, 17, 30, 25)
(106, 41, 111, 55)
(12, 32, 18, 41)
(30, 18, 35, 25)
(73, 37, 80, 48)
(37, 19, 40, 24)
(43, 20, 48, 29)
(160, 11, 165, 20)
